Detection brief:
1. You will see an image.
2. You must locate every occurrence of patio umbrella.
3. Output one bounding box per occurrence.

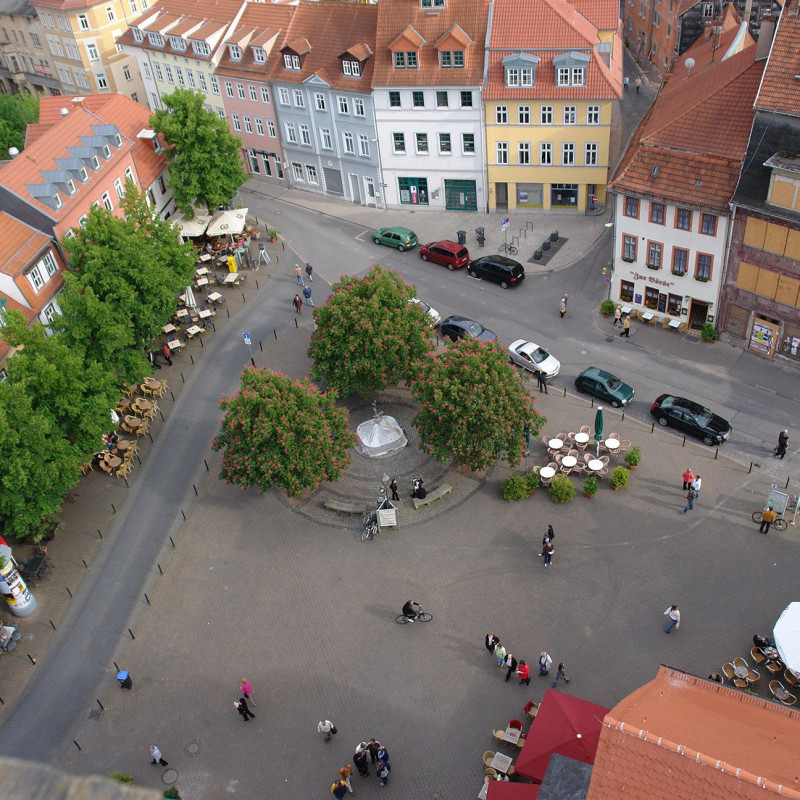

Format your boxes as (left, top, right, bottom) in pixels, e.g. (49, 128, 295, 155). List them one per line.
(171, 213, 211, 238)
(594, 406, 604, 456)
(206, 208, 248, 238)
(184, 286, 197, 310)
(774, 601, 800, 671)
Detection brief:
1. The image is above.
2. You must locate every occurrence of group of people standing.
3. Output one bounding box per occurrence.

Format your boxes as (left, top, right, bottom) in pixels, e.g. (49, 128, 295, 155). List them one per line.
(485, 632, 570, 689)
(323, 732, 392, 793)
(681, 468, 701, 514)
(540, 524, 555, 567)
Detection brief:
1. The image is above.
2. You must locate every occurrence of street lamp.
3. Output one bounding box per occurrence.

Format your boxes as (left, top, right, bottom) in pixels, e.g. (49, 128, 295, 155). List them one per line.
(604, 222, 615, 300)
(378, 472, 390, 507)
(371, 138, 387, 211)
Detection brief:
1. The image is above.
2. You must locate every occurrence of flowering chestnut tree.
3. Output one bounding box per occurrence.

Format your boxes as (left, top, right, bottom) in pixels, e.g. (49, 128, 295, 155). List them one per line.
(308, 263, 434, 396)
(213, 367, 355, 496)
(411, 338, 546, 472)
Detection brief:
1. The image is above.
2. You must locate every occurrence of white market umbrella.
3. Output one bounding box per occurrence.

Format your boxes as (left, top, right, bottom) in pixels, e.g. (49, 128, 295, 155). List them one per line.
(184, 286, 197, 310)
(773, 602, 800, 671)
(171, 213, 211, 238)
(206, 208, 248, 237)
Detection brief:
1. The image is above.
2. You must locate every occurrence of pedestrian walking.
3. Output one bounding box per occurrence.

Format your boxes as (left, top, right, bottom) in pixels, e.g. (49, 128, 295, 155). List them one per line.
(354, 743, 370, 776)
(504, 653, 518, 682)
(560, 294, 568, 319)
(613, 305, 622, 326)
(517, 659, 531, 685)
(552, 662, 570, 688)
(367, 739, 381, 766)
(303, 284, 315, 307)
(376, 760, 390, 786)
(538, 651, 553, 675)
(619, 315, 631, 337)
(494, 641, 507, 667)
(635, 76, 642, 93)
(624, 76, 629, 91)
(149, 745, 168, 766)
(235, 698, 255, 721)
(338, 764, 354, 795)
(774, 429, 789, 459)
(543, 539, 554, 566)
(318, 719, 336, 742)
(664, 604, 680, 633)
(331, 780, 348, 799)
(536, 368, 548, 394)
(162, 343, 173, 366)
(759, 505, 776, 534)
(149, 350, 161, 370)
(293, 294, 303, 314)
(306, 262, 314, 282)
(485, 631, 500, 654)
(240, 678, 255, 706)
(682, 485, 695, 513)
(389, 478, 400, 501)
(295, 264, 305, 285)
(681, 468, 694, 491)
(691, 475, 701, 500)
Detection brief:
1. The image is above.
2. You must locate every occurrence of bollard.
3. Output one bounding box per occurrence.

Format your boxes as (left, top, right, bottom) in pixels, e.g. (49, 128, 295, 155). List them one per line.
(97, 699, 104, 710)
(715, 448, 719, 460)
(274, 329, 278, 340)
(204, 459, 209, 471)
(97, 529, 103, 540)
(749, 462, 753, 473)
(621, 410, 625, 421)
(148, 432, 153, 443)
(170, 536, 175, 548)
(114, 662, 120, 671)
(295, 318, 298, 328)
(242, 292, 246, 304)
(160, 410, 165, 422)
(181, 372, 185, 383)
(227, 307, 230, 318)
(124, 477, 130, 488)
(193, 484, 198, 496)
(144, 593, 150, 605)
(181, 510, 186, 521)
(255, 279, 259, 290)
(73, 741, 81, 751)
(651, 422, 655, 433)
(212, 322, 216, 332)
(50, 620, 56, 630)
(171, 391, 175, 402)
(111, 503, 116, 515)
(82, 559, 88, 569)
(158, 563, 163, 575)
(28, 654, 36, 665)
(563, 387, 566, 398)
(682, 436, 686, 446)
(199, 337, 204, 348)
(786, 476, 791, 489)
(251, 357, 256, 367)
(128, 629, 135, 640)
(190, 354, 194, 365)
(259, 340, 263, 352)
(66, 587, 72, 598)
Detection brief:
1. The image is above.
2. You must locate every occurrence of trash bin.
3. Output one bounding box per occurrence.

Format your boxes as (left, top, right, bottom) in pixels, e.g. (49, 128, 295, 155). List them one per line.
(457, 230, 467, 245)
(117, 670, 133, 689)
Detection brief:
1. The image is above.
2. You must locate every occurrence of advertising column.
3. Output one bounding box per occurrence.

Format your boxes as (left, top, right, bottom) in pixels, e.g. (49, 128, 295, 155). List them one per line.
(0, 544, 37, 617)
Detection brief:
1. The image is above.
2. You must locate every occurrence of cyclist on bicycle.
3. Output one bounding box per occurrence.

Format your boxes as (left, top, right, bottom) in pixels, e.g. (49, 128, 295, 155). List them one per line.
(402, 600, 422, 621)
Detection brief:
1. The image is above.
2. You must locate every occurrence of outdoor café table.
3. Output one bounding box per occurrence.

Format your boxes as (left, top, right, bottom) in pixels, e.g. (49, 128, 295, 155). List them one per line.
(548, 438, 564, 452)
(116, 397, 132, 411)
(539, 466, 556, 480)
(124, 415, 143, 429)
(199, 253, 212, 263)
(104, 454, 122, 469)
(196, 277, 209, 287)
(642, 311, 654, 321)
(167, 339, 183, 351)
(605, 438, 620, 451)
(208, 292, 222, 303)
(734, 664, 748, 679)
(490, 752, 513, 774)
(198, 309, 213, 320)
(561, 455, 577, 469)
(176, 309, 188, 319)
(195, 267, 209, 276)
(621, 305, 632, 315)
(574, 432, 590, 445)
(133, 398, 153, 413)
(224, 272, 239, 285)
(478, 782, 488, 800)
(115, 439, 132, 454)
(144, 376, 160, 388)
(668, 318, 681, 329)
(503, 726, 522, 744)
(162, 323, 176, 334)
(764, 646, 780, 660)
(186, 325, 204, 338)
(587, 459, 603, 472)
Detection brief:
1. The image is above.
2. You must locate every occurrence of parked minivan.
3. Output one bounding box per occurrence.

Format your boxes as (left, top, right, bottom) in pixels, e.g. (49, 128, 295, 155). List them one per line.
(467, 255, 525, 289)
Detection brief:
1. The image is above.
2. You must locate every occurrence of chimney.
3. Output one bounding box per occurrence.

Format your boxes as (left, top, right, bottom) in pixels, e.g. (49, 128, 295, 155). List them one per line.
(8, 147, 19, 158)
(60, 107, 69, 116)
(789, 0, 799, 17)
(756, 16, 776, 59)
(71, 96, 86, 109)
(703, 22, 713, 40)
(743, 0, 753, 24)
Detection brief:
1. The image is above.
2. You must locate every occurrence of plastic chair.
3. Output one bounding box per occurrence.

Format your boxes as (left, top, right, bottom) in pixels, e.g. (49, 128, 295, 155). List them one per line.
(721, 662, 735, 682)
(785, 669, 798, 687)
(483, 751, 496, 768)
(493, 730, 505, 742)
(579, 425, 590, 435)
(508, 719, 523, 730)
(524, 700, 539, 719)
(751, 646, 766, 665)
(766, 660, 784, 675)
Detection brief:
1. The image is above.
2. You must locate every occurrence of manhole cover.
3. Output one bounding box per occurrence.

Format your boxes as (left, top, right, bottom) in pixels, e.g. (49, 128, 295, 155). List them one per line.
(185, 740, 200, 756)
(88, 710, 101, 721)
(162, 768, 178, 784)
(684, 334, 701, 343)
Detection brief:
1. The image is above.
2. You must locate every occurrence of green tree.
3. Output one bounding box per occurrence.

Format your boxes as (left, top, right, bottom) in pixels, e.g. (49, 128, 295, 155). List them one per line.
(58, 183, 195, 383)
(150, 88, 248, 216)
(0, 382, 82, 540)
(213, 367, 356, 497)
(0, 93, 39, 155)
(411, 338, 546, 472)
(308, 264, 434, 396)
(2, 310, 118, 458)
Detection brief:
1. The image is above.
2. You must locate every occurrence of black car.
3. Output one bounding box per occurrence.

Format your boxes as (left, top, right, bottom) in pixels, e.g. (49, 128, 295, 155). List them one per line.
(439, 315, 499, 343)
(650, 394, 732, 445)
(467, 255, 525, 289)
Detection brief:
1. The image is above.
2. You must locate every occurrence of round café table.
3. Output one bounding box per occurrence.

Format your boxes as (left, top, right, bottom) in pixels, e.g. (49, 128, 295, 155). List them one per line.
(587, 459, 603, 472)
(539, 466, 556, 479)
(117, 397, 132, 411)
(561, 455, 577, 469)
(133, 399, 154, 413)
(115, 440, 132, 453)
(573, 432, 590, 445)
(605, 438, 620, 450)
(103, 454, 121, 469)
(124, 416, 142, 430)
(548, 438, 564, 451)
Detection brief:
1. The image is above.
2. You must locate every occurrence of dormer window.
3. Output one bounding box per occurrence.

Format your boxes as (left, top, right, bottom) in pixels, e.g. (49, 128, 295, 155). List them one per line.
(342, 60, 361, 77)
(439, 50, 463, 68)
(503, 52, 539, 88)
(103, 144, 112, 159)
(115, 133, 123, 147)
(132, 28, 143, 42)
(283, 54, 300, 70)
(53, 192, 63, 209)
(229, 44, 241, 60)
(168, 35, 186, 52)
(557, 67, 585, 86)
(191, 40, 209, 56)
(253, 47, 265, 63)
(147, 32, 164, 47)
(66, 179, 76, 195)
(506, 67, 533, 87)
(91, 155, 100, 170)
(79, 167, 89, 182)
(421, 0, 445, 7)
(394, 51, 418, 68)
(553, 52, 589, 86)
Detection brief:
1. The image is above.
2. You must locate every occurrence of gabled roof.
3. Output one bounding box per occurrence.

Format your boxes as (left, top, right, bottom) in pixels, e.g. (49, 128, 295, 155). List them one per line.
(608, 44, 763, 211)
(586, 666, 800, 800)
(373, 0, 489, 86)
(754, 0, 800, 116)
(0, 213, 52, 279)
(268, 1, 378, 92)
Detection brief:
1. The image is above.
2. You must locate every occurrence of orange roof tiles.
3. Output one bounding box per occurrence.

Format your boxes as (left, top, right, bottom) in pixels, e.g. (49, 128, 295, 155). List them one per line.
(608, 45, 763, 211)
(0, 213, 53, 278)
(754, 0, 800, 114)
(586, 666, 800, 800)
(373, 0, 489, 86)
(568, 0, 619, 29)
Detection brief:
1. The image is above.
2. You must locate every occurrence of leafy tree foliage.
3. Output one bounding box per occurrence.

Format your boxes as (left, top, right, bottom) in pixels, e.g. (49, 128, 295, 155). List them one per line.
(150, 88, 248, 216)
(411, 338, 546, 472)
(2, 310, 118, 458)
(308, 264, 434, 396)
(0, 382, 82, 540)
(58, 183, 195, 384)
(0, 93, 38, 155)
(213, 367, 355, 497)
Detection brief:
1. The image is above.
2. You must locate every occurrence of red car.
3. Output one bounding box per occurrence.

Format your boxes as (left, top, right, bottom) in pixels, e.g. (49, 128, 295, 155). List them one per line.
(419, 240, 470, 270)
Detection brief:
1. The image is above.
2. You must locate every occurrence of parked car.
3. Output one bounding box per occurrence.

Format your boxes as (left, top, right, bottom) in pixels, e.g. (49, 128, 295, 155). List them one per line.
(467, 255, 525, 289)
(409, 297, 441, 327)
(419, 240, 470, 270)
(440, 315, 499, 343)
(650, 394, 732, 445)
(371, 226, 418, 251)
(508, 339, 561, 378)
(574, 367, 634, 407)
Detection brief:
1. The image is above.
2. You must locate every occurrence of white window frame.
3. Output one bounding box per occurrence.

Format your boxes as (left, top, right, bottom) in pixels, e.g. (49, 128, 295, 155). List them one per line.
(261, 86, 270, 103)
(540, 142, 552, 165)
(563, 105, 576, 125)
(587, 105, 600, 125)
(343, 131, 355, 154)
(292, 162, 303, 181)
(585, 142, 598, 165)
(306, 164, 318, 184)
(562, 142, 575, 165)
(496, 142, 508, 164)
(102, 191, 113, 210)
(321, 128, 332, 149)
(285, 121, 296, 143)
(358, 134, 369, 157)
(231, 113, 241, 132)
(278, 87, 290, 105)
(255, 118, 264, 136)
(353, 97, 365, 117)
(293, 89, 304, 107)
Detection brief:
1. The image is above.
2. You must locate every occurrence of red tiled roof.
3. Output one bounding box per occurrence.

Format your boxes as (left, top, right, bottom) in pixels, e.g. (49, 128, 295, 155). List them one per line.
(0, 213, 52, 278)
(754, 0, 800, 114)
(586, 667, 800, 800)
(372, 0, 489, 86)
(608, 46, 763, 211)
(568, 0, 619, 29)
(267, 1, 378, 92)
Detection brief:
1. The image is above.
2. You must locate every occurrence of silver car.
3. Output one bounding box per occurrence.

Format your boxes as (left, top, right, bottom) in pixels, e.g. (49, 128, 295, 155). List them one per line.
(508, 339, 561, 378)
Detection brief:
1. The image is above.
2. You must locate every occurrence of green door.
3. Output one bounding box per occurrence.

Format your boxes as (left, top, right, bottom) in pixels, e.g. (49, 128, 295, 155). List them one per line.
(444, 180, 477, 211)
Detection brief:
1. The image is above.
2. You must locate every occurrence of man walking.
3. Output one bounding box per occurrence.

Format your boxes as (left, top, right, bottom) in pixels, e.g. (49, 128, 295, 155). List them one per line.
(536, 368, 548, 394)
(306, 262, 314, 282)
(293, 294, 303, 314)
(560, 294, 568, 319)
(775, 429, 789, 459)
(504, 652, 518, 682)
(760, 505, 776, 534)
(613, 305, 622, 326)
(303, 284, 315, 307)
(149, 745, 168, 766)
(619, 315, 631, 337)
(235, 697, 255, 721)
(551, 662, 570, 688)
(664, 604, 680, 633)
(538, 651, 553, 675)
(354, 743, 370, 776)
(691, 474, 702, 500)
(683, 485, 695, 513)
(295, 264, 305, 285)
(682, 468, 694, 491)
(623, 76, 629, 91)
(635, 76, 642, 93)
(389, 478, 400, 501)
(543, 539, 554, 566)
(318, 719, 335, 742)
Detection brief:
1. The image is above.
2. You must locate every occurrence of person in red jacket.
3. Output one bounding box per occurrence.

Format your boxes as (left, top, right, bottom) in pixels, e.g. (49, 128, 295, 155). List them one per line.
(516, 660, 531, 686)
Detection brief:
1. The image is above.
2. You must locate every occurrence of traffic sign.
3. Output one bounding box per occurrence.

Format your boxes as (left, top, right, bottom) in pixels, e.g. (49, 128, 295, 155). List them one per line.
(380, 182, 388, 187)
(501, 217, 509, 230)
(242, 333, 251, 346)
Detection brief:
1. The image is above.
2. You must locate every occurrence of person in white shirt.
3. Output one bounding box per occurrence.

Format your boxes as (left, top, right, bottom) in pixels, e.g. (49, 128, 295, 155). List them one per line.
(691, 475, 701, 500)
(318, 719, 335, 742)
(664, 604, 681, 633)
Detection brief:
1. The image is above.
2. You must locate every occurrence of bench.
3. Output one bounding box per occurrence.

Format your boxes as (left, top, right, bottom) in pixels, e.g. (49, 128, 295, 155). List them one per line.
(324, 499, 367, 516)
(412, 484, 453, 510)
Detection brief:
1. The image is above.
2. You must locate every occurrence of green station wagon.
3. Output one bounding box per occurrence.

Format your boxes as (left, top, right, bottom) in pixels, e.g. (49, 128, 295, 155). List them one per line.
(371, 226, 418, 251)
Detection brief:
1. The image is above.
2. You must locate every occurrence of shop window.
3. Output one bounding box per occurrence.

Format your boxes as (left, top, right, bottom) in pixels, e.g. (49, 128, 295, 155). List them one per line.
(644, 286, 660, 309)
(620, 280, 634, 302)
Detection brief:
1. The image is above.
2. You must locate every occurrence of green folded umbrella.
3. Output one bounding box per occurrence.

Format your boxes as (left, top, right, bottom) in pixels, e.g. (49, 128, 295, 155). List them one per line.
(594, 407, 604, 456)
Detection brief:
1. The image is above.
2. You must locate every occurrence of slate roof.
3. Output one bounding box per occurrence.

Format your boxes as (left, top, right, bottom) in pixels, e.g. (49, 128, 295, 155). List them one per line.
(754, 0, 800, 115)
(608, 43, 763, 212)
(586, 666, 800, 800)
(372, 0, 489, 87)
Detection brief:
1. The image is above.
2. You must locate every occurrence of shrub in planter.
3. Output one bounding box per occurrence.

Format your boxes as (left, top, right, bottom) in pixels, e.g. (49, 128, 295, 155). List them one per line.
(583, 475, 598, 497)
(549, 474, 575, 503)
(701, 322, 718, 342)
(624, 445, 641, 470)
(501, 474, 530, 501)
(526, 472, 541, 494)
(164, 789, 182, 799)
(267, 226, 279, 241)
(600, 300, 615, 317)
(609, 466, 630, 489)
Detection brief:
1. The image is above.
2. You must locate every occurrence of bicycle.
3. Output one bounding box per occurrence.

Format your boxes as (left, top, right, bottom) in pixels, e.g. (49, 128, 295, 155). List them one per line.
(498, 241, 518, 255)
(751, 510, 788, 531)
(395, 611, 433, 624)
(361, 510, 378, 541)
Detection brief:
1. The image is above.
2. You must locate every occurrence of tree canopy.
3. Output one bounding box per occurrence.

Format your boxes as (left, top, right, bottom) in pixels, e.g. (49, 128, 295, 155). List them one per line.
(307, 264, 435, 397)
(411, 338, 546, 472)
(150, 88, 248, 216)
(213, 367, 355, 497)
(0, 93, 39, 155)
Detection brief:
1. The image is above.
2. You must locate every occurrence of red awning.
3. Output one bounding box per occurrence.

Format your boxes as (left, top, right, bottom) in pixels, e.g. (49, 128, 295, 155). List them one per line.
(514, 689, 609, 782)
(487, 782, 540, 800)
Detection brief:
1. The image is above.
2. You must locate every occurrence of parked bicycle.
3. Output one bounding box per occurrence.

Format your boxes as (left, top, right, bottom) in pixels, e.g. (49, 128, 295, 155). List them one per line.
(752, 510, 788, 531)
(498, 241, 518, 255)
(361, 510, 378, 541)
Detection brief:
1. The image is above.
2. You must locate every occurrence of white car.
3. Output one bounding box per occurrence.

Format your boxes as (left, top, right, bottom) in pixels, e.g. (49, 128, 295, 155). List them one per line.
(508, 339, 561, 378)
(409, 297, 441, 328)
